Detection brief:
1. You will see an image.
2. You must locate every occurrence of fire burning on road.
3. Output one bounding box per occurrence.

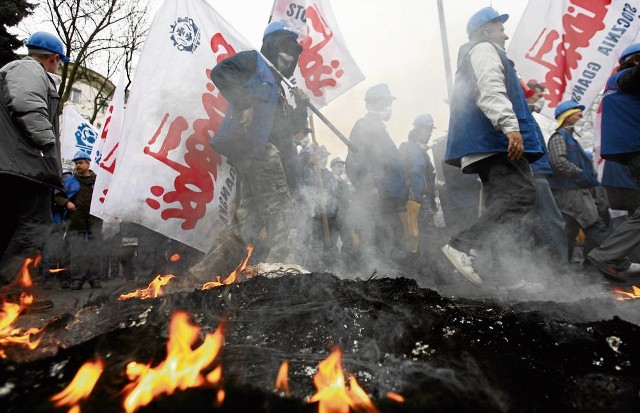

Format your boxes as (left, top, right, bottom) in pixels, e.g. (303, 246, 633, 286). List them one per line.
(122, 311, 225, 412)
(118, 274, 175, 301)
(0, 257, 45, 358)
(50, 359, 104, 413)
(201, 245, 253, 290)
(613, 285, 640, 301)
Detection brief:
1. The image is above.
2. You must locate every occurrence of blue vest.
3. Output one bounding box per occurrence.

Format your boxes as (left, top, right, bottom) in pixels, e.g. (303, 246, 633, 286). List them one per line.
(600, 68, 640, 164)
(210, 54, 280, 159)
(445, 41, 543, 171)
(602, 160, 639, 189)
(530, 123, 553, 176)
(548, 129, 600, 190)
(399, 140, 427, 199)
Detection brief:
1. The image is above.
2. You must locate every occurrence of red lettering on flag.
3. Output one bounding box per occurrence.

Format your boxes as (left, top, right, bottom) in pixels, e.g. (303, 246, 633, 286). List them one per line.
(524, 0, 610, 107)
(142, 34, 235, 230)
(298, 5, 344, 98)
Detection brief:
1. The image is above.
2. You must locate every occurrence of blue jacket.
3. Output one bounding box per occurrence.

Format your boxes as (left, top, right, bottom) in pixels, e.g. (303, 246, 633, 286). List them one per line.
(210, 51, 280, 159)
(600, 68, 640, 164)
(346, 114, 406, 200)
(548, 129, 600, 190)
(399, 140, 434, 201)
(445, 41, 543, 171)
(602, 160, 639, 189)
(530, 123, 553, 176)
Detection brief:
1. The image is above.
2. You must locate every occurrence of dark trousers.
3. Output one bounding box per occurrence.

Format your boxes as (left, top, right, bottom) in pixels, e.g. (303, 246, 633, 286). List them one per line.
(588, 154, 640, 269)
(450, 154, 536, 281)
(0, 176, 52, 285)
(450, 154, 536, 251)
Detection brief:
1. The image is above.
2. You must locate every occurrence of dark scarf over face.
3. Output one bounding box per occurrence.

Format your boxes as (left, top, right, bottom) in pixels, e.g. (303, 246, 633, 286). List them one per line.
(260, 32, 303, 79)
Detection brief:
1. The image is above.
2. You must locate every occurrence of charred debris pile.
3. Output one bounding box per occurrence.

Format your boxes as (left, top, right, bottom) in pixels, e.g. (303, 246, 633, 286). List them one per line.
(1, 273, 639, 413)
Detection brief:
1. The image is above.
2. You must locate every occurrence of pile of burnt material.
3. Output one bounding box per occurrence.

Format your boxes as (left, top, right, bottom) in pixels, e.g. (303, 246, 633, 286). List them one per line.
(1, 273, 639, 412)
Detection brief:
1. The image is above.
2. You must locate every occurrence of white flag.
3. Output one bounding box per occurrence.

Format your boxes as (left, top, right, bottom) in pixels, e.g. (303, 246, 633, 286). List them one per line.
(89, 69, 128, 221)
(508, 0, 640, 119)
(101, 0, 252, 252)
(60, 105, 98, 162)
(270, 0, 364, 107)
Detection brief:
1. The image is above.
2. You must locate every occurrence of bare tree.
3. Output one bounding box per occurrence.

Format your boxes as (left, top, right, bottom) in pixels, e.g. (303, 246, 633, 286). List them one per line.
(28, 0, 150, 117)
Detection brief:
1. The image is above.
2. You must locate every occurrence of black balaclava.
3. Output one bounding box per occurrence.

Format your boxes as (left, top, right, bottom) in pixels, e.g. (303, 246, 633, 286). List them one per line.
(261, 32, 303, 79)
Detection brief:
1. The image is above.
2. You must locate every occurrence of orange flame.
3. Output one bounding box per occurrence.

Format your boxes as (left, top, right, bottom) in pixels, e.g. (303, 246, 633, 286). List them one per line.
(118, 275, 175, 301)
(613, 285, 640, 300)
(48, 268, 66, 274)
(170, 253, 181, 262)
(202, 245, 254, 290)
(308, 348, 379, 413)
(275, 360, 290, 394)
(50, 359, 104, 412)
(386, 391, 405, 403)
(0, 257, 45, 357)
(122, 311, 224, 413)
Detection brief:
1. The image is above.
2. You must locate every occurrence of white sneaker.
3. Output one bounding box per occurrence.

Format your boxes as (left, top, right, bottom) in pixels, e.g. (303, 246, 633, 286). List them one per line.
(441, 244, 482, 286)
(621, 262, 640, 277)
(498, 279, 545, 294)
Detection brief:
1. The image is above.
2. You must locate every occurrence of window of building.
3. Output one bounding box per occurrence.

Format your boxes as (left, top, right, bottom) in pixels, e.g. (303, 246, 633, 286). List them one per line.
(70, 88, 82, 103)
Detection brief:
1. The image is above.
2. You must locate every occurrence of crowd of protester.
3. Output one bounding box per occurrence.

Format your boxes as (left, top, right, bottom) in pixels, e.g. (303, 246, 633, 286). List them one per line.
(2, 9, 640, 314)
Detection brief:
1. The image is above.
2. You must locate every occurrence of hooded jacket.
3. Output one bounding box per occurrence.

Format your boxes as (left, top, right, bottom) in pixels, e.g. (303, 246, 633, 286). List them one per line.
(0, 57, 63, 189)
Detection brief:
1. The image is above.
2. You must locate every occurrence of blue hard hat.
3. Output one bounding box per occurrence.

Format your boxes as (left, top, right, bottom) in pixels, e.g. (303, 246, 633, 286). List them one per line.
(619, 42, 640, 63)
(71, 150, 91, 162)
(330, 157, 345, 167)
(467, 7, 509, 38)
(413, 113, 435, 128)
(554, 100, 585, 119)
(263, 19, 298, 41)
(25, 31, 70, 62)
(365, 83, 396, 102)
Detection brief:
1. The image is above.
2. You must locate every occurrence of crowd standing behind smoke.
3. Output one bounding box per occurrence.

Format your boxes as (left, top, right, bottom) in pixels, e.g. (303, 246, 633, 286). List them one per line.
(5, 18, 640, 316)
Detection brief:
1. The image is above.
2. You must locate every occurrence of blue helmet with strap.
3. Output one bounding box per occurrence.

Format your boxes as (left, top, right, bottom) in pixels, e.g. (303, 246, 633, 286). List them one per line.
(25, 31, 70, 62)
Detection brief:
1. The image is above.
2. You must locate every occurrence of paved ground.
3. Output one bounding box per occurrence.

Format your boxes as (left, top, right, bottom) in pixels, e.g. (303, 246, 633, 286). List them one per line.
(14, 278, 137, 329)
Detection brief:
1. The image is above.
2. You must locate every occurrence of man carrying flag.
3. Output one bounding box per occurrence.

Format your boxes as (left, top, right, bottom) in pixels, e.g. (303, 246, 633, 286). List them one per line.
(190, 20, 309, 279)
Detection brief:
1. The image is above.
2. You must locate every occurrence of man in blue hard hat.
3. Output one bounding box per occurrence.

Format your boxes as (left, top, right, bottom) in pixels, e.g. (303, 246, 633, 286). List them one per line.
(190, 20, 309, 279)
(442, 7, 544, 293)
(587, 42, 640, 282)
(0, 31, 70, 311)
(547, 101, 612, 274)
(54, 151, 104, 289)
(345, 83, 407, 271)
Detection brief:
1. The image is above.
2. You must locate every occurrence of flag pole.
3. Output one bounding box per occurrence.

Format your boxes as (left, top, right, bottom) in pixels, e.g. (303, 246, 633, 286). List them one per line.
(259, 52, 357, 152)
(437, 0, 453, 101)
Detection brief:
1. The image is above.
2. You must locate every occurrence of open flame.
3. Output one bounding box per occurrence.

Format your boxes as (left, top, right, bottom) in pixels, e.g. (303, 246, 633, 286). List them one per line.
(170, 253, 180, 262)
(0, 257, 45, 357)
(613, 285, 640, 300)
(202, 245, 254, 290)
(50, 359, 104, 413)
(308, 348, 379, 413)
(275, 360, 290, 394)
(118, 274, 175, 301)
(122, 311, 224, 413)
